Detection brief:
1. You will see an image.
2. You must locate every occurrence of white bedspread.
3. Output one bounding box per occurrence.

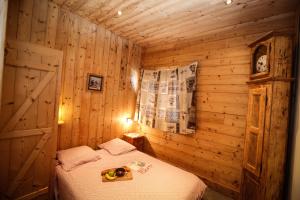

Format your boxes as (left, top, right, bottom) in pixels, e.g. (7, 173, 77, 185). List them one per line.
(56, 150, 206, 200)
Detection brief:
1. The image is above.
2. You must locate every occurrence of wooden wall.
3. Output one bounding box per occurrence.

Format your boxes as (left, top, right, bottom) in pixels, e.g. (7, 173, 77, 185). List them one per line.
(55, 8, 142, 150)
(141, 12, 296, 198)
(5, 0, 142, 151)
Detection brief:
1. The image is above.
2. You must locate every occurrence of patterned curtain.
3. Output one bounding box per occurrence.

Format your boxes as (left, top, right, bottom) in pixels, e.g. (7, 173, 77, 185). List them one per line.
(136, 62, 197, 134)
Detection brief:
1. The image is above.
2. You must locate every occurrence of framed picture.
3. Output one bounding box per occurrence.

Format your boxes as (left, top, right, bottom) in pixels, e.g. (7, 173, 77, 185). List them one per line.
(87, 74, 103, 91)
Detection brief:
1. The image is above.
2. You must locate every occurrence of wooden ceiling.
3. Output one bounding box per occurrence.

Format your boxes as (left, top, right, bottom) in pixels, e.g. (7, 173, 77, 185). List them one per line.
(53, 0, 299, 48)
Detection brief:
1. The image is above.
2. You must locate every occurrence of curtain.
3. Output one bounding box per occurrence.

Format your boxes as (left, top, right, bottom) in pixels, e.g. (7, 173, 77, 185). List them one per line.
(136, 62, 197, 134)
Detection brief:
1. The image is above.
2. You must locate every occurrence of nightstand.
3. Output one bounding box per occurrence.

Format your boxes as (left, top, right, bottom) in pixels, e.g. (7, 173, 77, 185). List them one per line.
(123, 133, 144, 151)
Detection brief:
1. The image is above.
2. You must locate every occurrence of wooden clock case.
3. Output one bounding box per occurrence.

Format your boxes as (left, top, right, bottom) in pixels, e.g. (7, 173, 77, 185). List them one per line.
(241, 31, 293, 200)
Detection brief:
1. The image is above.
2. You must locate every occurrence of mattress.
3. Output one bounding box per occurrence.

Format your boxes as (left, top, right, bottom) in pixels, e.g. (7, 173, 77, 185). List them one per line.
(56, 149, 206, 200)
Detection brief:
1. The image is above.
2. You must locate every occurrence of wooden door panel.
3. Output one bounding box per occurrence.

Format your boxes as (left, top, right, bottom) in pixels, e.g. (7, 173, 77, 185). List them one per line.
(250, 94, 261, 128)
(37, 72, 56, 128)
(7, 133, 51, 196)
(242, 171, 260, 200)
(243, 86, 267, 177)
(246, 131, 259, 167)
(1, 71, 55, 133)
(0, 39, 62, 199)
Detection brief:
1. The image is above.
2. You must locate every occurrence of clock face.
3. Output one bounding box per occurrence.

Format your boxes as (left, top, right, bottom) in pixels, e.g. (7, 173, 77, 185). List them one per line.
(253, 45, 268, 74)
(256, 55, 268, 72)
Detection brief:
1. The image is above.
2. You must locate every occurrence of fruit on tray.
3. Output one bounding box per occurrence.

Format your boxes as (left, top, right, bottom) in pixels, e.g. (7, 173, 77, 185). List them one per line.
(105, 173, 117, 180)
(115, 168, 126, 177)
(105, 170, 117, 180)
(101, 166, 131, 181)
(108, 170, 115, 176)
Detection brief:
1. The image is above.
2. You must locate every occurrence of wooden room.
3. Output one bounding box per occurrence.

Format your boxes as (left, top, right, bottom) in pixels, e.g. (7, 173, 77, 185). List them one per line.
(0, 0, 300, 199)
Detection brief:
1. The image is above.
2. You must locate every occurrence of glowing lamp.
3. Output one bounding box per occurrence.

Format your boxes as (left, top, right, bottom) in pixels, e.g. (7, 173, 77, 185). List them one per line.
(58, 105, 65, 125)
(126, 118, 133, 125)
(224, 0, 232, 5)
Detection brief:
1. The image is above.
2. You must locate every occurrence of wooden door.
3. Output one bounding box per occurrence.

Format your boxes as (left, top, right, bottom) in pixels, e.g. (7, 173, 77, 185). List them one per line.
(243, 86, 267, 177)
(241, 170, 260, 200)
(0, 40, 62, 199)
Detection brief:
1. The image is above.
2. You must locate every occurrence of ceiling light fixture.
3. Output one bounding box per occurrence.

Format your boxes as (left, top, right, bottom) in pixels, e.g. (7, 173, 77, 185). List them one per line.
(224, 0, 232, 5)
(117, 10, 122, 16)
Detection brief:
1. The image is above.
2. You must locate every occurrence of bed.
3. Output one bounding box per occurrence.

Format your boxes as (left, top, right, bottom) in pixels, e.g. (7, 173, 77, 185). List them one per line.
(56, 149, 207, 200)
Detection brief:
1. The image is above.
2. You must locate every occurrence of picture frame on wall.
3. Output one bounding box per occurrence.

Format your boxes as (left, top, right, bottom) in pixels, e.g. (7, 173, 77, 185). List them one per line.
(87, 73, 103, 91)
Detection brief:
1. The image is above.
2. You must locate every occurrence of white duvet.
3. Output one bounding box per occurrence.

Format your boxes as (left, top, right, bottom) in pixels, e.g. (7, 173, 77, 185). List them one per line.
(56, 150, 206, 200)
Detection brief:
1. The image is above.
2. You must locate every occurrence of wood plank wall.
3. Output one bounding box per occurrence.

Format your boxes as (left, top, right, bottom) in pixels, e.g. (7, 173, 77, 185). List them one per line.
(141, 12, 296, 198)
(4, 0, 142, 152)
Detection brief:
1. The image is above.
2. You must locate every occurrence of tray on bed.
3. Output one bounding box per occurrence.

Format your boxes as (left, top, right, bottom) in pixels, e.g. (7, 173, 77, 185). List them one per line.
(101, 166, 133, 182)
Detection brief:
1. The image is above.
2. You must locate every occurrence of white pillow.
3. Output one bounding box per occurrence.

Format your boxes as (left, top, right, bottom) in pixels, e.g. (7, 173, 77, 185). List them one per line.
(57, 146, 101, 171)
(98, 138, 136, 155)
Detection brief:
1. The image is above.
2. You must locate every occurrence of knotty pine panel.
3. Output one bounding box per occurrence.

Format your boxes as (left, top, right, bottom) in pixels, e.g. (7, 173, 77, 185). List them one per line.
(51, 0, 299, 47)
(4, 0, 141, 175)
(140, 14, 295, 198)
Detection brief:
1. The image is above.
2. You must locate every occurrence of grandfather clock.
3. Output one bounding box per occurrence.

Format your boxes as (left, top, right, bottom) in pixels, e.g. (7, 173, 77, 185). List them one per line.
(241, 32, 293, 200)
